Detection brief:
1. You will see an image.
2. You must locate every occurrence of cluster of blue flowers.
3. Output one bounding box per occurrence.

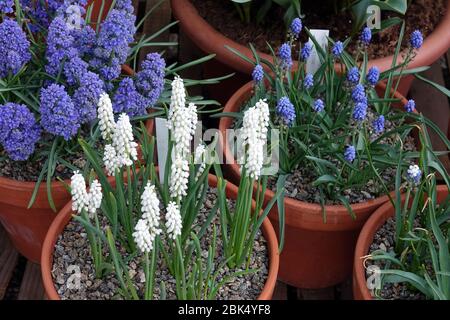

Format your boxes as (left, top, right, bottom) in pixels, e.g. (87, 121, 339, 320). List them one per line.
(351, 84, 367, 104)
(360, 27, 372, 45)
(136, 53, 166, 106)
(313, 99, 325, 113)
(89, 0, 136, 82)
(332, 41, 344, 58)
(0, 103, 41, 161)
(410, 30, 423, 50)
(290, 18, 302, 37)
(279, 43, 293, 69)
(112, 53, 166, 117)
(405, 99, 416, 112)
(45, 16, 78, 77)
(73, 71, 104, 123)
(300, 43, 313, 61)
(366, 67, 380, 86)
(40, 84, 81, 140)
(0, 0, 14, 13)
(304, 73, 314, 89)
(252, 64, 264, 83)
(347, 67, 360, 84)
(373, 115, 385, 134)
(0, 0, 168, 162)
(350, 84, 368, 122)
(276, 97, 296, 126)
(0, 19, 31, 78)
(344, 145, 356, 162)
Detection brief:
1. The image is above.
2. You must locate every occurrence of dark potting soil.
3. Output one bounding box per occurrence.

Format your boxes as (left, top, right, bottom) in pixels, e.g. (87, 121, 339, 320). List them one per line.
(191, 0, 446, 59)
(52, 188, 269, 300)
(365, 217, 426, 300)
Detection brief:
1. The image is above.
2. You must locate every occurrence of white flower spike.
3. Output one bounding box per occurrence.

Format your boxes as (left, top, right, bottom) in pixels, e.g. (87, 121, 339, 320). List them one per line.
(141, 182, 161, 229)
(168, 76, 186, 128)
(103, 144, 119, 176)
(133, 219, 155, 253)
(169, 155, 190, 199)
(87, 179, 102, 217)
(97, 92, 115, 141)
(240, 99, 270, 180)
(165, 201, 182, 240)
(112, 113, 138, 168)
(71, 171, 89, 214)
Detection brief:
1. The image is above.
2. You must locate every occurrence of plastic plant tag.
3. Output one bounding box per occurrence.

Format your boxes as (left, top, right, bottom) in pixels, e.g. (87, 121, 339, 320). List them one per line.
(155, 117, 169, 183)
(306, 29, 330, 75)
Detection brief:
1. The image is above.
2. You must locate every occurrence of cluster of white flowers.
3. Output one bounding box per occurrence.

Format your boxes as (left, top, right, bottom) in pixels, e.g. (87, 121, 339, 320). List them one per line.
(240, 99, 270, 180)
(169, 156, 190, 199)
(112, 114, 138, 167)
(167, 77, 199, 202)
(97, 92, 115, 141)
(133, 182, 162, 253)
(88, 180, 103, 216)
(102, 114, 138, 176)
(132, 219, 155, 253)
(71, 171, 103, 217)
(103, 144, 119, 176)
(165, 201, 182, 240)
(141, 183, 161, 228)
(169, 104, 198, 158)
(194, 144, 207, 179)
(71, 171, 89, 214)
(97, 93, 138, 176)
(168, 76, 186, 125)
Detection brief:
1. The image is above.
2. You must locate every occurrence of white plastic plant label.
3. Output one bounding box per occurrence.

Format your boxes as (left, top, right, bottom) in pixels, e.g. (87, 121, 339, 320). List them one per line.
(155, 117, 169, 183)
(305, 29, 329, 75)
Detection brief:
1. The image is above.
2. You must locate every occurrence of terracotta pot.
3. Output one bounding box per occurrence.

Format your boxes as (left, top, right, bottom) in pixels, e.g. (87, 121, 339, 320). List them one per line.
(0, 64, 153, 263)
(41, 174, 279, 300)
(353, 185, 449, 300)
(171, 0, 450, 100)
(218, 80, 414, 289)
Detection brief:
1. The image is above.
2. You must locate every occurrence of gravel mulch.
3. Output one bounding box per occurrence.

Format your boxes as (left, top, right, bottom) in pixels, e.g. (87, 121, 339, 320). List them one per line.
(365, 217, 426, 300)
(52, 188, 269, 300)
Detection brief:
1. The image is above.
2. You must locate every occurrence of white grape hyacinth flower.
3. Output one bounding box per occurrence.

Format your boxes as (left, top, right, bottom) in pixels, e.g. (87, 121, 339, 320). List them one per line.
(141, 182, 161, 230)
(239, 99, 270, 180)
(165, 201, 182, 240)
(133, 219, 155, 253)
(168, 76, 186, 130)
(97, 92, 115, 141)
(71, 171, 89, 214)
(194, 144, 207, 179)
(103, 144, 119, 176)
(168, 102, 198, 158)
(87, 179, 103, 217)
(169, 156, 190, 199)
(112, 113, 138, 167)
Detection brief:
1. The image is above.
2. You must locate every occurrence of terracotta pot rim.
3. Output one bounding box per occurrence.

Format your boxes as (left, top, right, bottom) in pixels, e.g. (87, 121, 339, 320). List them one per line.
(41, 174, 279, 300)
(219, 81, 412, 224)
(171, 0, 450, 76)
(353, 185, 449, 300)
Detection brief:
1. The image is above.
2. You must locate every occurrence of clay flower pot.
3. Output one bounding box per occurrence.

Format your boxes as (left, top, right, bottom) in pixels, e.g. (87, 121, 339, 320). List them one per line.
(171, 0, 450, 100)
(353, 185, 448, 300)
(218, 80, 414, 289)
(0, 63, 154, 264)
(41, 174, 279, 300)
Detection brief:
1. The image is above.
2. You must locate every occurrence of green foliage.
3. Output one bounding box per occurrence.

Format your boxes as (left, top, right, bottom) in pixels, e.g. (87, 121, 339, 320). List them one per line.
(370, 124, 450, 299)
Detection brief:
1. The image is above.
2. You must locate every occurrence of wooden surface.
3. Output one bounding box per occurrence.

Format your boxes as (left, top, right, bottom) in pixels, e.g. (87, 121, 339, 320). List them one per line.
(0, 224, 45, 300)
